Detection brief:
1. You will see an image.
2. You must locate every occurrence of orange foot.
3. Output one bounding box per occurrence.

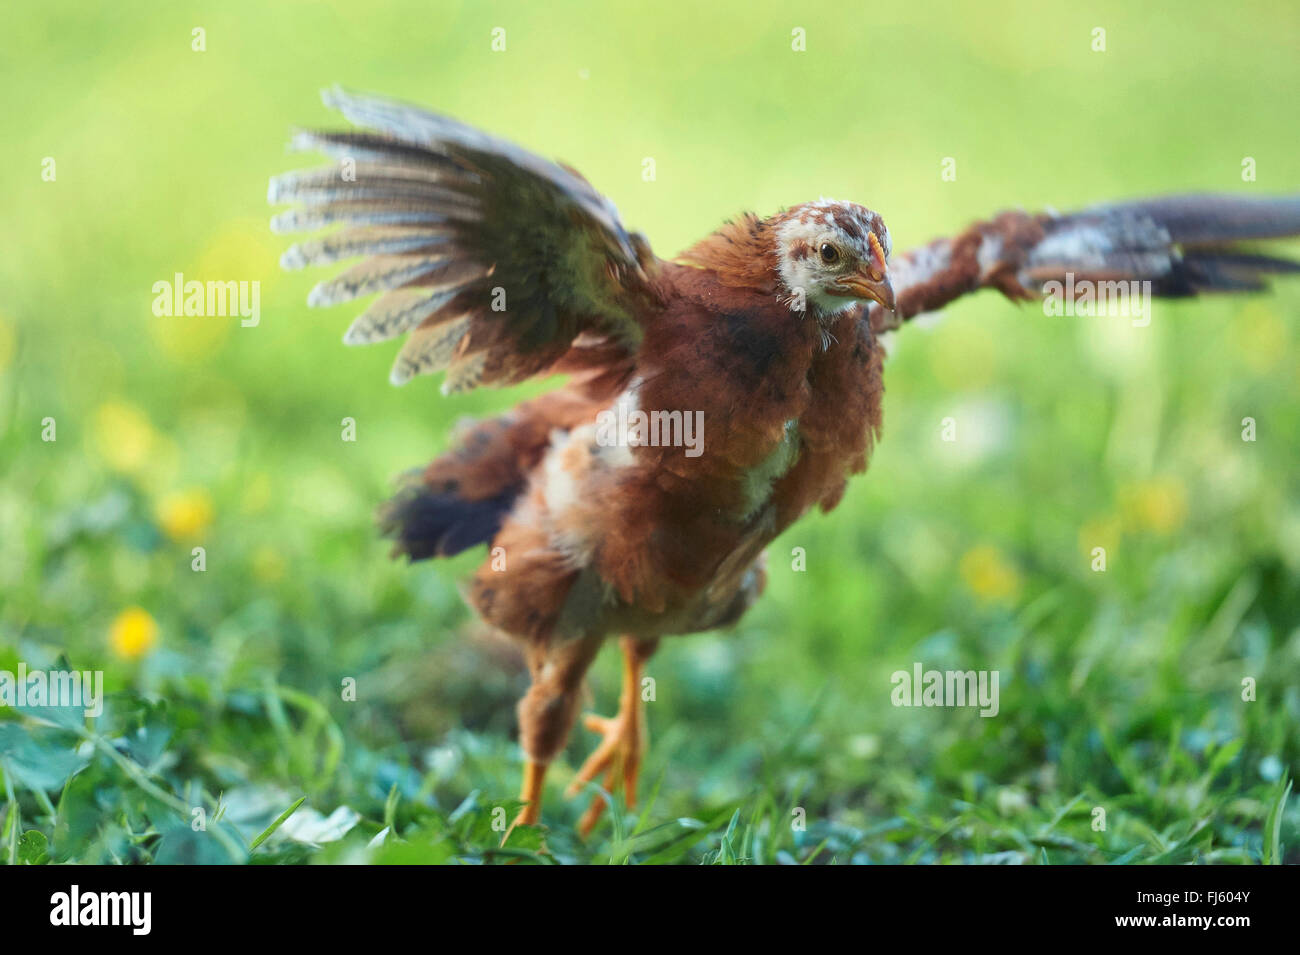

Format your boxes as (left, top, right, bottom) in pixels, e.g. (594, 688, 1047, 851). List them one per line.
(502, 759, 546, 847)
(565, 636, 649, 837)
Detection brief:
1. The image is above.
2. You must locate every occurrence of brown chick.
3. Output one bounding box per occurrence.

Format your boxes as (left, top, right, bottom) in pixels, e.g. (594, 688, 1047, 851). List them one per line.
(271, 87, 1300, 838)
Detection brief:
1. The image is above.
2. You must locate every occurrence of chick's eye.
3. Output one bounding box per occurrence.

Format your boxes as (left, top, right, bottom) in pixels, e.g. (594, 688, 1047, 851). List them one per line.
(819, 243, 839, 264)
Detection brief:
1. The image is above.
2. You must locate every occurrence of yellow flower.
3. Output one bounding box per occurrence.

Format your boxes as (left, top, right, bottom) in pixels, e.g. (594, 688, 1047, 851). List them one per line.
(156, 489, 214, 540)
(110, 607, 159, 659)
(91, 401, 158, 475)
(1120, 477, 1188, 535)
(959, 545, 1022, 605)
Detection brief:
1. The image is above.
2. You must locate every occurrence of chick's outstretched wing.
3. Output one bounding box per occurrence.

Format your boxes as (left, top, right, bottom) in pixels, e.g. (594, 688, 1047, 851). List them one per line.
(868, 194, 1300, 332)
(270, 88, 659, 391)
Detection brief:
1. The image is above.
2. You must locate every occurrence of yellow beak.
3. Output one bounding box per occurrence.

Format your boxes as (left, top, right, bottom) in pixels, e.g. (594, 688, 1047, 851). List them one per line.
(836, 268, 896, 311)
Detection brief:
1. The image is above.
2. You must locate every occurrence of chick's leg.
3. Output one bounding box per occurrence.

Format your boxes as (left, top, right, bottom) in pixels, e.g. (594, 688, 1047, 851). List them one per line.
(504, 632, 603, 843)
(567, 635, 659, 837)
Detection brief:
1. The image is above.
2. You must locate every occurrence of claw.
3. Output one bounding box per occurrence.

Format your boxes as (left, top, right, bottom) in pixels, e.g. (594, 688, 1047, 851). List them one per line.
(566, 709, 643, 837)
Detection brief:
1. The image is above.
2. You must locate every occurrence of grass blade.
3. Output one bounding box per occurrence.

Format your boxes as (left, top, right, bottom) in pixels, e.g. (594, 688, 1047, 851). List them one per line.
(251, 796, 307, 851)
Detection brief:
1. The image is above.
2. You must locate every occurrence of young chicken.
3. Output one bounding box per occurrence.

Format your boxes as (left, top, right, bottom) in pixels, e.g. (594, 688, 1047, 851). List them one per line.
(270, 88, 1300, 838)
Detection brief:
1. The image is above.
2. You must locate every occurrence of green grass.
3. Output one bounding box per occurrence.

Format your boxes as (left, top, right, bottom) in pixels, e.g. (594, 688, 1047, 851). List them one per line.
(2, 0, 1299, 864)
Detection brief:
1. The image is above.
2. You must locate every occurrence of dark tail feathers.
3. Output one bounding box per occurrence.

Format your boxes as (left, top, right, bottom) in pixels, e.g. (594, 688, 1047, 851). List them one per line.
(378, 477, 521, 561)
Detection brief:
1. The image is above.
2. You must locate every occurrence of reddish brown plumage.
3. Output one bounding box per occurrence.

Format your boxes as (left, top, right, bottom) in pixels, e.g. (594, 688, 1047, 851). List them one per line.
(677, 213, 781, 292)
(273, 90, 1300, 831)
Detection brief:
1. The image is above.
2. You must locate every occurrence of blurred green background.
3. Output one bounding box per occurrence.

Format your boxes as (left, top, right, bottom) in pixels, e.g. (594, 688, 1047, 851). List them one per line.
(1, 0, 1298, 863)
